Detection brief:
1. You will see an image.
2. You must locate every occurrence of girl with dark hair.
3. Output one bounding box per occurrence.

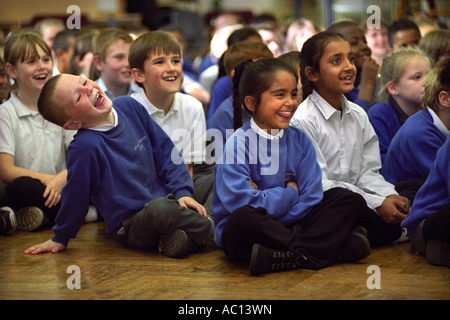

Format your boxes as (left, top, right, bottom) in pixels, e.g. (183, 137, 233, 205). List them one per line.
(213, 57, 370, 275)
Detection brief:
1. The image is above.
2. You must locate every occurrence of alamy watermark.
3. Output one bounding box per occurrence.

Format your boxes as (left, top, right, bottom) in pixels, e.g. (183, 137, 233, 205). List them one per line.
(66, 5, 81, 30)
(366, 5, 381, 29)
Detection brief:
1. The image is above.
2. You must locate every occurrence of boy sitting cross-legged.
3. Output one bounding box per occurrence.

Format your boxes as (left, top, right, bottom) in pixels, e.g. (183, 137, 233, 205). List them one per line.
(24, 74, 212, 258)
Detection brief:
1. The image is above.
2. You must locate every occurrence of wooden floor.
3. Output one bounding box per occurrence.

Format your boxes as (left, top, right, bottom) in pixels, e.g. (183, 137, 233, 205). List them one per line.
(0, 221, 448, 302)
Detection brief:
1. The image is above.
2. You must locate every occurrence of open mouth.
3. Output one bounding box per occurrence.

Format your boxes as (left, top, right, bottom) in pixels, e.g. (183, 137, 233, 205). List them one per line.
(277, 111, 292, 119)
(163, 76, 177, 82)
(34, 74, 48, 81)
(340, 75, 353, 84)
(93, 92, 105, 109)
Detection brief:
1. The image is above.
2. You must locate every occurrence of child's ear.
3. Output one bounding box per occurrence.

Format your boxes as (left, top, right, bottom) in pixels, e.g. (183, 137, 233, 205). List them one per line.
(5, 63, 17, 79)
(438, 90, 450, 108)
(131, 68, 145, 84)
(63, 120, 82, 131)
(92, 55, 103, 72)
(244, 96, 256, 113)
(304, 66, 318, 82)
(386, 81, 398, 95)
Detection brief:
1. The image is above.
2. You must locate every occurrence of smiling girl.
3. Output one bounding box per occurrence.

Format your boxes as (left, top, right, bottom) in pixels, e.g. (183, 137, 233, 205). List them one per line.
(0, 30, 77, 232)
(213, 58, 371, 275)
(291, 31, 411, 247)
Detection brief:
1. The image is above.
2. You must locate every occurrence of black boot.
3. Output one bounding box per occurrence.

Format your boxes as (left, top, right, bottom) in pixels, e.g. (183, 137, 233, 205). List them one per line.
(249, 243, 307, 275)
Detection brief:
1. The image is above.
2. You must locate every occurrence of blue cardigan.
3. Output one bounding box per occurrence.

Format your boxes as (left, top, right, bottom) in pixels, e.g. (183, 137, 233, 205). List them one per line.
(212, 121, 323, 247)
(401, 136, 450, 236)
(52, 96, 193, 246)
(382, 108, 446, 184)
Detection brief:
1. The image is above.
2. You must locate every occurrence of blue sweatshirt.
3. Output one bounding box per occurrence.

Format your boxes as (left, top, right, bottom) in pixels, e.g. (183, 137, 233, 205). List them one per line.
(212, 121, 323, 248)
(401, 135, 450, 236)
(368, 97, 408, 163)
(52, 96, 193, 246)
(382, 108, 446, 184)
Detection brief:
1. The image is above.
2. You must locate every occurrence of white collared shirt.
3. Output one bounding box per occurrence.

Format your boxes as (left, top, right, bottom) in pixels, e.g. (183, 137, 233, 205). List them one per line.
(0, 92, 75, 175)
(250, 117, 284, 140)
(290, 90, 397, 210)
(88, 108, 118, 132)
(131, 90, 207, 164)
(428, 107, 450, 138)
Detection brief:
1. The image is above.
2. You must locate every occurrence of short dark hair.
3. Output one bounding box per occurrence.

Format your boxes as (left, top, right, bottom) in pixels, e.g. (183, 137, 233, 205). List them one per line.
(388, 18, 421, 48)
(38, 74, 69, 127)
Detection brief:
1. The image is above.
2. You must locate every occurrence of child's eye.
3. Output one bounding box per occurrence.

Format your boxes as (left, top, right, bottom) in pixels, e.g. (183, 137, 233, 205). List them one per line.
(348, 57, 355, 64)
(77, 80, 87, 102)
(332, 58, 341, 64)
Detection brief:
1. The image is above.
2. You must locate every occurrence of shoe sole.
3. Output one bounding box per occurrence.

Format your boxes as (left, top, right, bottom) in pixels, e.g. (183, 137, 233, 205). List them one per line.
(249, 243, 262, 275)
(15, 207, 44, 231)
(159, 229, 191, 258)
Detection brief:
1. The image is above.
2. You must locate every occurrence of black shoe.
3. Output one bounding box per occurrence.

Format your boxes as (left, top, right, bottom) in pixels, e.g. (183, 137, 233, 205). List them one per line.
(249, 243, 307, 275)
(426, 240, 450, 267)
(338, 226, 370, 262)
(0, 206, 16, 235)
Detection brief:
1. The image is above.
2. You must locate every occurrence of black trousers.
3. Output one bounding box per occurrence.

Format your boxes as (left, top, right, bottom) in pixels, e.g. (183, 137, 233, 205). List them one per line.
(6, 176, 60, 223)
(221, 187, 367, 269)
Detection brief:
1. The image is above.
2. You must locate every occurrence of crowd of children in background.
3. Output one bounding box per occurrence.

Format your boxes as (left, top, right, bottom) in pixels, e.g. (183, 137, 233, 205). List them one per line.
(0, 8, 449, 272)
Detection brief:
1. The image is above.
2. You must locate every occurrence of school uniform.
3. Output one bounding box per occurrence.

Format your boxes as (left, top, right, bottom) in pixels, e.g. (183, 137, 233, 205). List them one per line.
(213, 119, 367, 268)
(401, 135, 450, 242)
(291, 90, 402, 246)
(52, 97, 211, 248)
(368, 97, 409, 163)
(132, 90, 214, 216)
(206, 75, 232, 128)
(0, 92, 75, 221)
(382, 108, 448, 184)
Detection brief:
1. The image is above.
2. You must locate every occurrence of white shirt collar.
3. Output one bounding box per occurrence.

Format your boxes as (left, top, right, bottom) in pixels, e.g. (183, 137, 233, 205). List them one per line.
(250, 117, 284, 140)
(428, 107, 450, 138)
(88, 108, 118, 132)
(310, 90, 351, 119)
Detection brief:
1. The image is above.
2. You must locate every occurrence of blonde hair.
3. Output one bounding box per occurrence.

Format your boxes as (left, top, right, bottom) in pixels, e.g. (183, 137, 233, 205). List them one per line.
(419, 29, 450, 64)
(91, 28, 133, 79)
(376, 48, 431, 102)
(4, 29, 52, 91)
(421, 57, 450, 111)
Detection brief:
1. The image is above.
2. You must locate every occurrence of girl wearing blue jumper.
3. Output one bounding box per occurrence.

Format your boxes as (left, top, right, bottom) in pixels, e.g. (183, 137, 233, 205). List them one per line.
(368, 48, 431, 163)
(24, 74, 211, 258)
(213, 58, 371, 275)
(403, 135, 450, 267)
(382, 58, 450, 191)
(290, 31, 411, 247)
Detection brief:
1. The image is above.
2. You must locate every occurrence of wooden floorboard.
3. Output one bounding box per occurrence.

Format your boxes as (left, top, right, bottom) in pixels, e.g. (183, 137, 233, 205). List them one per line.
(0, 221, 448, 301)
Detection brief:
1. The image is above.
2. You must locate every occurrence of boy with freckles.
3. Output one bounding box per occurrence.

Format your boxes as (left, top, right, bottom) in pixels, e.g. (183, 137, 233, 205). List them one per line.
(24, 74, 212, 258)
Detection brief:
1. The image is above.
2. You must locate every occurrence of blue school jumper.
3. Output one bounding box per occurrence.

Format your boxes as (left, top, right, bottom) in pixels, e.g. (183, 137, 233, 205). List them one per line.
(382, 108, 446, 184)
(368, 97, 408, 163)
(401, 136, 450, 236)
(52, 97, 193, 246)
(212, 121, 323, 248)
